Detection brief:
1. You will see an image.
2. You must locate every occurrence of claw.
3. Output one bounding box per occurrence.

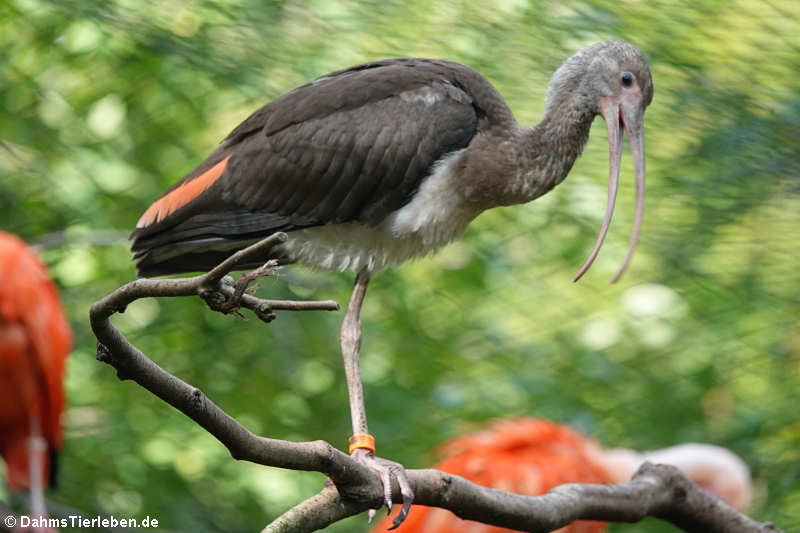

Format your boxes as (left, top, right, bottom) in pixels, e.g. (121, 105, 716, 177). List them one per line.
(350, 448, 414, 528)
(206, 260, 279, 314)
(392, 472, 414, 530)
(389, 508, 409, 530)
(380, 466, 393, 510)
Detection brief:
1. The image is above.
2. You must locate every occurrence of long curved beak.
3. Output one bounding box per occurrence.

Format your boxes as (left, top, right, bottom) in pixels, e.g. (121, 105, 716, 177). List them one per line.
(573, 96, 646, 282)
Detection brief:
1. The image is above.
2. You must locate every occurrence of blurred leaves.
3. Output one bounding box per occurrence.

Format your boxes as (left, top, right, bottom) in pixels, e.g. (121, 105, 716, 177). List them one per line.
(0, 0, 798, 532)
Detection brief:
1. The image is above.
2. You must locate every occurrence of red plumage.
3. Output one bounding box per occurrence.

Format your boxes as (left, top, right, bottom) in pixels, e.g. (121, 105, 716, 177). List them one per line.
(373, 419, 613, 533)
(0, 232, 71, 491)
(370, 418, 751, 532)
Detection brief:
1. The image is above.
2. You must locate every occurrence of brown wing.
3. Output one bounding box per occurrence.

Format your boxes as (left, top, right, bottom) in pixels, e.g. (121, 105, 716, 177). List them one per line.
(131, 59, 480, 276)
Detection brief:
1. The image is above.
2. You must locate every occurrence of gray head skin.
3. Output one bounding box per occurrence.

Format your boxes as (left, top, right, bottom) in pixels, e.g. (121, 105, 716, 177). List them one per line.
(542, 40, 654, 281)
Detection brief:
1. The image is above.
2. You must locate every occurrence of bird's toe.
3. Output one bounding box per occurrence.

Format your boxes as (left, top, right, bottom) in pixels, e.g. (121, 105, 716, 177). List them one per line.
(389, 467, 413, 530)
(350, 449, 414, 527)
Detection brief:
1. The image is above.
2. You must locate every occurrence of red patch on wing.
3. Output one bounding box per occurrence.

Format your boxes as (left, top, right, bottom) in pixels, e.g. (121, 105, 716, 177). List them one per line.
(137, 156, 230, 228)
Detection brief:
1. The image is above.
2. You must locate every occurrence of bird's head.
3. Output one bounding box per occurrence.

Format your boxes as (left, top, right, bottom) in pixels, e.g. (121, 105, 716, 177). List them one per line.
(599, 443, 752, 511)
(642, 443, 753, 511)
(548, 40, 654, 282)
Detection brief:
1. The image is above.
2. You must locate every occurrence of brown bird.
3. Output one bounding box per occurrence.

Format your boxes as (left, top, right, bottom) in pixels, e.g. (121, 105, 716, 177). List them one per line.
(130, 40, 653, 525)
(369, 418, 752, 533)
(0, 232, 72, 520)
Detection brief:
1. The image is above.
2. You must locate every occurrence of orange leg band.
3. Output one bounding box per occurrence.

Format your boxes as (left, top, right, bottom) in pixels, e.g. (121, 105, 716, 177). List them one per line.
(348, 434, 376, 454)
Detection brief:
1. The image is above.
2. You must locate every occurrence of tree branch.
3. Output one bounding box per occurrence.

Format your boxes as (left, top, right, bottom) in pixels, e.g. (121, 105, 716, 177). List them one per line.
(88, 233, 781, 533)
(91, 233, 338, 325)
(262, 464, 779, 533)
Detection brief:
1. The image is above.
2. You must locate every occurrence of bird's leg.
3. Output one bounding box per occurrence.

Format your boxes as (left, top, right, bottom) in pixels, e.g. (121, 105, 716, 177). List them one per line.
(340, 267, 371, 437)
(27, 416, 47, 522)
(340, 267, 414, 529)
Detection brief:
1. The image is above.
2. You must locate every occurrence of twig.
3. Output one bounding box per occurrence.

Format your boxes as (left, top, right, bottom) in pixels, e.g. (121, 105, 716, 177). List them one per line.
(203, 233, 287, 286)
(90, 232, 338, 325)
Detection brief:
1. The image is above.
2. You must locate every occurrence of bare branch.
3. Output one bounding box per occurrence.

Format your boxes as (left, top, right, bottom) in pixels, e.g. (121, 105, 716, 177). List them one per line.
(88, 233, 781, 533)
(202, 232, 287, 286)
(89, 234, 356, 485)
(263, 464, 778, 533)
(259, 485, 357, 533)
(90, 232, 338, 326)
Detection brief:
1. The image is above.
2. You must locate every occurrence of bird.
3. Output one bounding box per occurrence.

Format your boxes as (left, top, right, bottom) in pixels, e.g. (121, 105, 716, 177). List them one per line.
(130, 40, 653, 525)
(369, 418, 752, 533)
(0, 232, 72, 519)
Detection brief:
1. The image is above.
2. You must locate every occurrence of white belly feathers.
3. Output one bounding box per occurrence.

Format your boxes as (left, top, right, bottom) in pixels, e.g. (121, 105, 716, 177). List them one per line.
(275, 149, 479, 272)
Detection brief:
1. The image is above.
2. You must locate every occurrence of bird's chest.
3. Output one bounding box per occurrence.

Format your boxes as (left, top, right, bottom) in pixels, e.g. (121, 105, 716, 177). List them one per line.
(275, 150, 480, 272)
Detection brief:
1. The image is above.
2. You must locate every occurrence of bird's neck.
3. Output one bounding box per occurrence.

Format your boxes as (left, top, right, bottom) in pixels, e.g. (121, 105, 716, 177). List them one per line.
(510, 97, 596, 204)
(589, 447, 642, 482)
(453, 92, 595, 209)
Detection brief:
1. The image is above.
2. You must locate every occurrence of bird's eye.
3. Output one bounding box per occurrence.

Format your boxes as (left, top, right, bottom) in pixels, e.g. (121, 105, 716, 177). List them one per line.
(621, 72, 634, 87)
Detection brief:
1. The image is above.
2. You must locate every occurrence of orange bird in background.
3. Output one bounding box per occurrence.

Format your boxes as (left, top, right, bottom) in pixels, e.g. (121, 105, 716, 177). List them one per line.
(0, 232, 71, 517)
(371, 418, 751, 533)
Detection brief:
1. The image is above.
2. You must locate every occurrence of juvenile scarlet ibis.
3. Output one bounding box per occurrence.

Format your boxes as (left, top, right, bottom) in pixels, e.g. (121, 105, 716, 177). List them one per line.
(130, 40, 653, 524)
(370, 418, 751, 533)
(0, 232, 72, 518)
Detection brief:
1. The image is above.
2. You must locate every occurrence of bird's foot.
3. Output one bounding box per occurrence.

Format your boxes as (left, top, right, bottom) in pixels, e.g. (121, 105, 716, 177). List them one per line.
(350, 447, 414, 529)
(202, 260, 279, 315)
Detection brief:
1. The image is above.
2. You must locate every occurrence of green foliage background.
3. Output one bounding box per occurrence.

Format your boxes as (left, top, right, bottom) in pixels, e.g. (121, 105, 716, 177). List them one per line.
(1, 0, 798, 531)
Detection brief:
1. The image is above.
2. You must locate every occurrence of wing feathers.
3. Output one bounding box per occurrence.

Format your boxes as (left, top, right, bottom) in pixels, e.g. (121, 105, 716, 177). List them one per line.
(132, 59, 489, 276)
(136, 156, 230, 228)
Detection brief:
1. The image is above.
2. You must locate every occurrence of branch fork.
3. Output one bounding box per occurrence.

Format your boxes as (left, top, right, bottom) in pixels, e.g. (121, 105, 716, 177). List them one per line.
(88, 233, 780, 533)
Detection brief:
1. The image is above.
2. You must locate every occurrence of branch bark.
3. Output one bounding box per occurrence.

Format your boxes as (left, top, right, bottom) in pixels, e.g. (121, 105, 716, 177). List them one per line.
(263, 464, 779, 533)
(88, 233, 781, 533)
